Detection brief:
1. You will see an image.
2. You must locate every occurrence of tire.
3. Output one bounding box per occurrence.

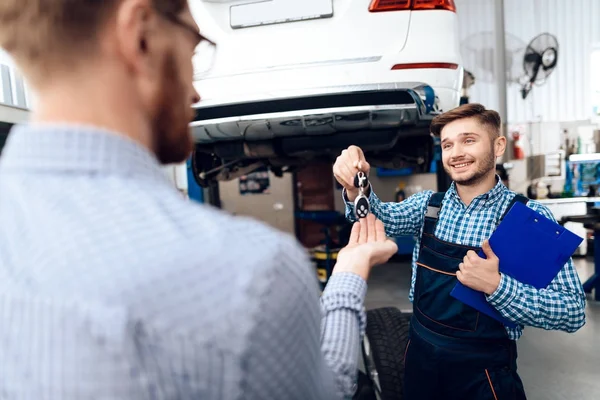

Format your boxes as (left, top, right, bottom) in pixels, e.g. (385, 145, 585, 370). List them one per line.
(361, 307, 411, 400)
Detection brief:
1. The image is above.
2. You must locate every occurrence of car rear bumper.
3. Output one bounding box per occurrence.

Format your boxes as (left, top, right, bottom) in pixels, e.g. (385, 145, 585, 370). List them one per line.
(194, 56, 461, 104)
(190, 83, 439, 144)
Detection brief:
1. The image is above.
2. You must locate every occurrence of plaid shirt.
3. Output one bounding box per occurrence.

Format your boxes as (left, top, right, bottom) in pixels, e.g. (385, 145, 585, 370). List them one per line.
(344, 180, 586, 340)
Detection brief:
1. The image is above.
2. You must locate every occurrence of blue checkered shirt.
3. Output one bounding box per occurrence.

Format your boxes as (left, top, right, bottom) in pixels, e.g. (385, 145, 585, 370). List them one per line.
(344, 180, 586, 340)
(0, 124, 367, 400)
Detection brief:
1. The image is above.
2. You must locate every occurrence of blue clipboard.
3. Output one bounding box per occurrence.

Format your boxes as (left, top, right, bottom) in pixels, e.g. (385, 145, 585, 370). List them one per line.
(450, 201, 583, 329)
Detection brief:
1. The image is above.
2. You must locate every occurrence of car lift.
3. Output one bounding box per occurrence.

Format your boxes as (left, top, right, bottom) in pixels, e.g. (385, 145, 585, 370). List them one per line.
(187, 158, 222, 207)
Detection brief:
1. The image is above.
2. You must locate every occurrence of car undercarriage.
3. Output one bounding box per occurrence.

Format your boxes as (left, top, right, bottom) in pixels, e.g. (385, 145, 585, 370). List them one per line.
(190, 85, 439, 187)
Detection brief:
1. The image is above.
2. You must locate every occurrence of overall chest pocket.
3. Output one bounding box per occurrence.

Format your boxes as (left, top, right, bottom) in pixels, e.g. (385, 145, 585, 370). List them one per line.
(415, 246, 480, 333)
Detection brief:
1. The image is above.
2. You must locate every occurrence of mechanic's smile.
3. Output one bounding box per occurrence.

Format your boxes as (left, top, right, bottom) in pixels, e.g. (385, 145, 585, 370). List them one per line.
(452, 161, 474, 170)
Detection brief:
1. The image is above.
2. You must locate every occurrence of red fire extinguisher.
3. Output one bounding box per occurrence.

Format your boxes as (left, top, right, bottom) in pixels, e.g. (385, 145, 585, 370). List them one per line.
(512, 131, 525, 160)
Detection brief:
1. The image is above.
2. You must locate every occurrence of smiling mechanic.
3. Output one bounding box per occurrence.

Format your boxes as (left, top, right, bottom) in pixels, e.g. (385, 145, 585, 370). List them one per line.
(333, 103, 586, 400)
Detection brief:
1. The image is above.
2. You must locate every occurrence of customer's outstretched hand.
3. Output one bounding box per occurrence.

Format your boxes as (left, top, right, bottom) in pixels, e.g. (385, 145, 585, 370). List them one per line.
(333, 214, 398, 281)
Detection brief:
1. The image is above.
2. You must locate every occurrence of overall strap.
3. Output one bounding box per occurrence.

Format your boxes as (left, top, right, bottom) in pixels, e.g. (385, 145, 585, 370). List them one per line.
(423, 192, 446, 234)
(498, 194, 529, 225)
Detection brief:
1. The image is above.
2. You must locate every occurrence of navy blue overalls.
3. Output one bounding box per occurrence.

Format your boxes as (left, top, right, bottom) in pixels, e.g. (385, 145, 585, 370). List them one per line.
(404, 192, 528, 400)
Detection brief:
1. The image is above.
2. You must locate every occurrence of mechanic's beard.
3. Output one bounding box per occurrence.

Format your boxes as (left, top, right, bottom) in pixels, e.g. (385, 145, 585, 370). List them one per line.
(445, 148, 497, 187)
(152, 53, 194, 165)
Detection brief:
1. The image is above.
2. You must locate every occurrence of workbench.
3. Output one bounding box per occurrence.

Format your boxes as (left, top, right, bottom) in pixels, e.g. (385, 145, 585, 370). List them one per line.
(560, 199, 600, 301)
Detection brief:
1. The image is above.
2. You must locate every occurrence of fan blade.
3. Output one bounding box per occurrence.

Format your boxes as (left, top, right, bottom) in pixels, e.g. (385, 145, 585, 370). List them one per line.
(524, 52, 541, 63)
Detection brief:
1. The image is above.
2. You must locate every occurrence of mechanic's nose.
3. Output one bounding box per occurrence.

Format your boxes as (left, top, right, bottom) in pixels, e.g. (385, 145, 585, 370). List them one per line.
(449, 147, 464, 160)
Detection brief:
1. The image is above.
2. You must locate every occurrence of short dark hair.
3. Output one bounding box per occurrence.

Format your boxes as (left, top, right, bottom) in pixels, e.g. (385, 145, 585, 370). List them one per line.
(430, 103, 501, 139)
(0, 0, 188, 83)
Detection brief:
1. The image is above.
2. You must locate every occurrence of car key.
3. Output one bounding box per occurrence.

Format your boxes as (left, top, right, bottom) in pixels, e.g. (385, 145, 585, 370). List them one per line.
(354, 171, 370, 219)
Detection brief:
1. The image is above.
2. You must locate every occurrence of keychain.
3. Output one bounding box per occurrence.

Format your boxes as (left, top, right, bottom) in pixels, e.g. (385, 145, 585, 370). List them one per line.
(354, 170, 370, 219)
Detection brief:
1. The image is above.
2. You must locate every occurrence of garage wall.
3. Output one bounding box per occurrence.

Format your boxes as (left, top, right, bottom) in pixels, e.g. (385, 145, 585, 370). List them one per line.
(218, 169, 436, 235)
(219, 172, 296, 235)
(455, 0, 600, 123)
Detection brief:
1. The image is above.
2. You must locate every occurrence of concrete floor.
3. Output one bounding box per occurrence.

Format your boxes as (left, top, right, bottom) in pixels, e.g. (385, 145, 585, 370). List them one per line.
(365, 257, 600, 400)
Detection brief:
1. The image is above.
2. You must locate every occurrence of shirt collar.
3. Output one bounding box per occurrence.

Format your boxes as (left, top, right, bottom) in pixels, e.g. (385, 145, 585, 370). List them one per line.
(0, 123, 171, 183)
(447, 175, 507, 205)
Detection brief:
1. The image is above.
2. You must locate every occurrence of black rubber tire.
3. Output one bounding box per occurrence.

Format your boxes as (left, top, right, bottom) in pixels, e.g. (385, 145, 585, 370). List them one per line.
(364, 307, 411, 400)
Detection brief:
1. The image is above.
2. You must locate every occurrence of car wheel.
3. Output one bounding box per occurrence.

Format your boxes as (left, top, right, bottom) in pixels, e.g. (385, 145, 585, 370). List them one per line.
(359, 307, 411, 400)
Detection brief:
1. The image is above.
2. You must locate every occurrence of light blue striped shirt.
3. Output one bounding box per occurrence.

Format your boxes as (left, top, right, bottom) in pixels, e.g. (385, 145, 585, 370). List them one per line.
(344, 180, 586, 340)
(0, 124, 367, 400)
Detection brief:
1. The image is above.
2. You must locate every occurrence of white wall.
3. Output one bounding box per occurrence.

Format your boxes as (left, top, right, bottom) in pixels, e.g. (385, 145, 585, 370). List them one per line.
(0, 48, 33, 113)
(219, 172, 296, 235)
(455, 0, 600, 123)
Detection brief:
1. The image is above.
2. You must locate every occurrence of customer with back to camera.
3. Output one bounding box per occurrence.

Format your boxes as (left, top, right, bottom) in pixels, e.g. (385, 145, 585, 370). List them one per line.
(0, 0, 398, 399)
(333, 103, 586, 400)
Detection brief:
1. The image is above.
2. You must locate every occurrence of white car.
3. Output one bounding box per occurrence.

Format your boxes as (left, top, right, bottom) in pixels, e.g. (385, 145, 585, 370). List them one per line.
(189, 0, 463, 186)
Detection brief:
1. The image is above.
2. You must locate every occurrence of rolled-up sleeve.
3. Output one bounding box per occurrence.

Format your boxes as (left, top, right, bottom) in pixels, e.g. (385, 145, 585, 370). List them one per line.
(486, 203, 586, 333)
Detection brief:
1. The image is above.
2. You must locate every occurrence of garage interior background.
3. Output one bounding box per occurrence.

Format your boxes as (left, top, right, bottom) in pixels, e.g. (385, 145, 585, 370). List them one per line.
(195, 0, 600, 242)
(1, 0, 600, 239)
(0, 1, 599, 398)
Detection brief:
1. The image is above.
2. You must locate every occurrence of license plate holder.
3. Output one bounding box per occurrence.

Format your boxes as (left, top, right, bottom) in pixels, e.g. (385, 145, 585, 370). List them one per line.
(230, 0, 333, 30)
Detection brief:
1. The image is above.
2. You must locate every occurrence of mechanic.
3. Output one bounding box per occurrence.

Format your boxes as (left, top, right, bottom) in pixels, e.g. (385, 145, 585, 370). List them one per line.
(0, 1, 398, 399)
(333, 103, 586, 400)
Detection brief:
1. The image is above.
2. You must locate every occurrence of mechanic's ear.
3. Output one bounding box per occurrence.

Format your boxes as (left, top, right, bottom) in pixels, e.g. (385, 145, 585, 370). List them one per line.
(494, 136, 507, 158)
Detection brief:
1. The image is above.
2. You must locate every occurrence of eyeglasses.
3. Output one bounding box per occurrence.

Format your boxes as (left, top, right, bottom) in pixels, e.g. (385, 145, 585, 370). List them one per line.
(160, 11, 218, 78)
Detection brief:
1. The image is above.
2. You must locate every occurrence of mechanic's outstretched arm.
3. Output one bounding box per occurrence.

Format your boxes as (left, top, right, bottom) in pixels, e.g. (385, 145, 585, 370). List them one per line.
(333, 145, 430, 238)
(240, 215, 398, 400)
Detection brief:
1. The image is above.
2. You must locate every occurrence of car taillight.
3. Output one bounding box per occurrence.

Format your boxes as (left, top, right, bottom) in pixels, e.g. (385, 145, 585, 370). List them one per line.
(369, 0, 411, 12)
(369, 0, 456, 12)
(391, 62, 459, 70)
(413, 0, 456, 11)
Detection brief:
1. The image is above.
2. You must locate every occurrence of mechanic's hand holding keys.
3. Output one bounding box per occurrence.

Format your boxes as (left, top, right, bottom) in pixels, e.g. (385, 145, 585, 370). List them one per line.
(333, 214, 398, 281)
(333, 145, 371, 202)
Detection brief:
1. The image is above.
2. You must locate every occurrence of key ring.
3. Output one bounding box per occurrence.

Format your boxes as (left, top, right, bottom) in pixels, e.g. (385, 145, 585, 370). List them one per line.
(355, 171, 368, 189)
(354, 171, 370, 219)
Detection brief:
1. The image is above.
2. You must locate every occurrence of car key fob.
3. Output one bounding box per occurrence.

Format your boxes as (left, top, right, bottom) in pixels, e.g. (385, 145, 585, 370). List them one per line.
(354, 171, 370, 219)
(354, 193, 370, 219)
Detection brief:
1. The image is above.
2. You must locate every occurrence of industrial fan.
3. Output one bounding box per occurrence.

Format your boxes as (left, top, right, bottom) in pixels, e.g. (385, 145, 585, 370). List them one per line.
(520, 33, 559, 99)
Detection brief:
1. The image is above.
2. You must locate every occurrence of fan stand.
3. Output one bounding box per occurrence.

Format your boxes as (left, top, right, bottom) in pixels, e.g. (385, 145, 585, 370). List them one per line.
(521, 82, 533, 99)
